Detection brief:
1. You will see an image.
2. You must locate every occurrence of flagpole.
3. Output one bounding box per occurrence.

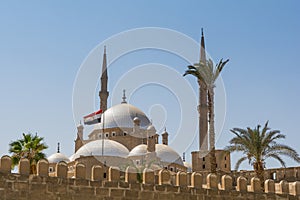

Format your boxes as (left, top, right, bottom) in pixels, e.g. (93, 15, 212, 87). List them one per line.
(101, 110, 105, 156)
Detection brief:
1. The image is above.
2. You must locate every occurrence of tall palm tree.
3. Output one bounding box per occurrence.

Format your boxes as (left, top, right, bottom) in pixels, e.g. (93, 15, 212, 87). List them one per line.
(9, 133, 48, 174)
(225, 121, 300, 183)
(184, 58, 229, 173)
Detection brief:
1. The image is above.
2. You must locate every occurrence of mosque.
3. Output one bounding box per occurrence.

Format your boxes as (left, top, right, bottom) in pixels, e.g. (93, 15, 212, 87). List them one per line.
(47, 32, 231, 178)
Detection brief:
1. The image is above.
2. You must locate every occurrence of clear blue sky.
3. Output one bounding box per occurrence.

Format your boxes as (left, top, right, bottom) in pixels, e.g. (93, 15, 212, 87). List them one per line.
(0, 1, 300, 170)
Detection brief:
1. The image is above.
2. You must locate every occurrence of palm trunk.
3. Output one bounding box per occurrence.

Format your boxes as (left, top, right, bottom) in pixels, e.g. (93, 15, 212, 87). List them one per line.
(254, 161, 265, 189)
(208, 87, 217, 173)
(30, 163, 37, 174)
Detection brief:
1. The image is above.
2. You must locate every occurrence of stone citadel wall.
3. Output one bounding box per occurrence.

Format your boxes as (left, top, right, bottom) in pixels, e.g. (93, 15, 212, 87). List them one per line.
(0, 155, 299, 200)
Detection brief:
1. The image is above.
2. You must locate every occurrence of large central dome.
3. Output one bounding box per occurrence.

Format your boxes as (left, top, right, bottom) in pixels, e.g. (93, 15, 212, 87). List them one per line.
(94, 103, 150, 130)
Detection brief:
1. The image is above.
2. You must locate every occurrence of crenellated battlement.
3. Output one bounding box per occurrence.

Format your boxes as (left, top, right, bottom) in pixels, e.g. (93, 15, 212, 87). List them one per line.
(0, 155, 299, 200)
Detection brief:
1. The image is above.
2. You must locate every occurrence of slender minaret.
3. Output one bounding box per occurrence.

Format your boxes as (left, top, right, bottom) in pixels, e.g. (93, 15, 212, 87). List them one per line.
(198, 28, 208, 151)
(99, 46, 109, 111)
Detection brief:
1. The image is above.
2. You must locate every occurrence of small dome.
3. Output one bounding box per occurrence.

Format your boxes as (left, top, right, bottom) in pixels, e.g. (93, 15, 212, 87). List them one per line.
(128, 144, 147, 157)
(128, 144, 184, 166)
(73, 139, 129, 160)
(48, 152, 70, 163)
(93, 103, 150, 130)
(156, 144, 184, 166)
(147, 124, 156, 132)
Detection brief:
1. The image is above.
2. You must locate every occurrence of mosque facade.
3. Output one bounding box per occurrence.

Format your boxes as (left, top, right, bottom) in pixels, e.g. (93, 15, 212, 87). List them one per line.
(47, 33, 231, 179)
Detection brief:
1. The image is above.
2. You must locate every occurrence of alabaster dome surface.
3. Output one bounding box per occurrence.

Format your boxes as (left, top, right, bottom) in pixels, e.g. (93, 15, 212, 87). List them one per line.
(156, 144, 184, 166)
(69, 154, 76, 162)
(72, 139, 129, 160)
(47, 152, 70, 163)
(93, 103, 151, 130)
(128, 144, 148, 157)
(128, 144, 184, 166)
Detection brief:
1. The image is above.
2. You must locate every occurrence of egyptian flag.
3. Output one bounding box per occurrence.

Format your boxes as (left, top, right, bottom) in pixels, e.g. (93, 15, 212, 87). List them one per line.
(83, 109, 102, 125)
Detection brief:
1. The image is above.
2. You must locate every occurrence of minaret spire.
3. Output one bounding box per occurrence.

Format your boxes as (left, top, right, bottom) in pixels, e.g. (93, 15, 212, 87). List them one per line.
(99, 46, 109, 111)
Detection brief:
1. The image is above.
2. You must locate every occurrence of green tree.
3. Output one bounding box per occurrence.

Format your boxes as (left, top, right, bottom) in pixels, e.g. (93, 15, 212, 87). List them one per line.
(225, 121, 300, 183)
(184, 58, 229, 173)
(9, 133, 48, 174)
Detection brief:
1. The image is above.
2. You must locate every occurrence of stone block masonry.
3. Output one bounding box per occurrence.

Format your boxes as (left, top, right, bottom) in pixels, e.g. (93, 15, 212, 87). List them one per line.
(0, 155, 299, 199)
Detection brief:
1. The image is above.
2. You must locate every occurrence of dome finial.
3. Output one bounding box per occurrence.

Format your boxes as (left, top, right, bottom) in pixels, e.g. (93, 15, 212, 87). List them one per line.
(183, 152, 185, 162)
(121, 89, 127, 103)
(57, 142, 60, 153)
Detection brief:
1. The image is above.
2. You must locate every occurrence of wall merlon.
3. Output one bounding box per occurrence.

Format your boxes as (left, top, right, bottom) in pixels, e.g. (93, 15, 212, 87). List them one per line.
(0, 155, 300, 199)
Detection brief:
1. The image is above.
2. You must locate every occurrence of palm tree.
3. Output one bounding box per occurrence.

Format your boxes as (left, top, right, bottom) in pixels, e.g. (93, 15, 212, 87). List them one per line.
(9, 133, 48, 174)
(225, 121, 300, 183)
(184, 58, 229, 173)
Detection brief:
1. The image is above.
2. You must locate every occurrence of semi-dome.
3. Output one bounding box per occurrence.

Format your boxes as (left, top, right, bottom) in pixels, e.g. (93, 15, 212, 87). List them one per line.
(47, 152, 70, 163)
(72, 139, 129, 160)
(94, 103, 150, 130)
(128, 144, 184, 166)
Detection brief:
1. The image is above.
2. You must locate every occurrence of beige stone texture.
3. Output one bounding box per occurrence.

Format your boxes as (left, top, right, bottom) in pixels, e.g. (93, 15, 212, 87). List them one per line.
(158, 169, 171, 185)
(0, 155, 11, 173)
(264, 179, 275, 194)
(250, 177, 261, 192)
(176, 171, 187, 187)
(236, 176, 247, 192)
(18, 158, 30, 175)
(37, 159, 49, 177)
(109, 166, 120, 181)
(221, 175, 232, 191)
(125, 166, 137, 183)
(207, 173, 217, 189)
(75, 163, 86, 179)
(91, 165, 103, 181)
(55, 161, 68, 178)
(191, 172, 202, 189)
(143, 168, 155, 185)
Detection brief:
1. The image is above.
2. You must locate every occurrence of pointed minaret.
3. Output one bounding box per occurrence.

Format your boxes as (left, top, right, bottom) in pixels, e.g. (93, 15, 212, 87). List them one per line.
(198, 28, 209, 151)
(99, 46, 109, 111)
